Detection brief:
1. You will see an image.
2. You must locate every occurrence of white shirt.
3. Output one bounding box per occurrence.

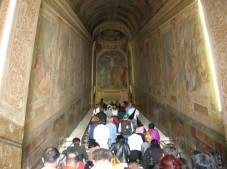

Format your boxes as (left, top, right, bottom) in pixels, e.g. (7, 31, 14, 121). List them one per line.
(93, 107, 100, 115)
(128, 108, 139, 119)
(94, 124, 110, 149)
(128, 134, 143, 151)
(41, 167, 57, 169)
(112, 109, 118, 116)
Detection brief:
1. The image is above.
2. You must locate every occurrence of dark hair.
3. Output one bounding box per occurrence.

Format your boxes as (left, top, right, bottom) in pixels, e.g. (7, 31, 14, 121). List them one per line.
(163, 143, 179, 157)
(150, 139, 160, 148)
(158, 154, 182, 169)
(92, 148, 112, 162)
(116, 135, 125, 142)
(211, 151, 224, 168)
(66, 151, 78, 166)
(42, 147, 60, 163)
(127, 160, 139, 169)
(73, 137, 80, 144)
(85, 161, 94, 169)
(191, 150, 216, 169)
(149, 123, 155, 129)
(91, 142, 100, 148)
(179, 158, 190, 169)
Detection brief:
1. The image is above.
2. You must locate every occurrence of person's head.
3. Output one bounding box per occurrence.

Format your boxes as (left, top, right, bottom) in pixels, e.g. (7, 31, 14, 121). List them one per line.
(100, 98, 103, 102)
(42, 147, 60, 168)
(150, 139, 160, 148)
(163, 143, 179, 157)
(66, 151, 78, 167)
(99, 118, 105, 124)
(108, 117, 114, 123)
(72, 137, 80, 145)
(91, 115, 99, 122)
(211, 151, 225, 168)
(91, 142, 100, 148)
(158, 154, 182, 169)
(116, 135, 125, 142)
(144, 132, 152, 142)
(92, 148, 112, 163)
(148, 122, 155, 129)
(127, 160, 140, 169)
(123, 115, 128, 120)
(191, 150, 216, 169)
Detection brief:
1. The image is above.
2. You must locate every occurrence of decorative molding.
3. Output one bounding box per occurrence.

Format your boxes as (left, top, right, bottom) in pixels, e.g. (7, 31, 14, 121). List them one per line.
(0, 135, 22, 148)
(0, 0, 42, 126)
(43, 0, 92, 43)
(130, 0, 196, 43)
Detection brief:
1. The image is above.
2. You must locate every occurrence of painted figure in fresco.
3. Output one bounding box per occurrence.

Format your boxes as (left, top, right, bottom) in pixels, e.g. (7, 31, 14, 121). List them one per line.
(120, 66, 127, 87)
(109, 57, 115, 86)
(100, 67, 108, 88)
(185, 59, 196, 92)
(34, 53, 50, 95)
(115, 67, 121, 87)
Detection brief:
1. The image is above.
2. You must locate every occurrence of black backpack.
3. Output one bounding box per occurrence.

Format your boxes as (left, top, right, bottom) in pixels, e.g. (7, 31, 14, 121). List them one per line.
(121, 120, 132, 135)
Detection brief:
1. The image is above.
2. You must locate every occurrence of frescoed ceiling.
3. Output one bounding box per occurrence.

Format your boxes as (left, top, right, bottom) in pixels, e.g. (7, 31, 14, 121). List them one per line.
(66, 0, 167, 38)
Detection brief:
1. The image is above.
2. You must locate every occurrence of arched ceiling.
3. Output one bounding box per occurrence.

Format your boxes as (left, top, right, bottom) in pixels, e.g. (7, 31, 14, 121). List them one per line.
(67, 0, 167, 39)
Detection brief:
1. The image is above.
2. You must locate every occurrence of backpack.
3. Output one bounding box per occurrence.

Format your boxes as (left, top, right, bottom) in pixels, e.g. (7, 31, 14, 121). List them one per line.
(121, 120, 132, 135)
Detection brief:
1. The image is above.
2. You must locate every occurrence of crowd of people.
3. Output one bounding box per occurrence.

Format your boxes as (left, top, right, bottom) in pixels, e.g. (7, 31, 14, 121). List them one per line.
(40, 99, 225, 169)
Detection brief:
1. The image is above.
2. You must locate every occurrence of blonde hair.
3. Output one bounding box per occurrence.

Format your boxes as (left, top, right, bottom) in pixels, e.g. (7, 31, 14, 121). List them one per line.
(91, 116, 99, 122)
(108, 117, 113, 123)
(111, 153, 121, 169)
(144, 132, 152, 142)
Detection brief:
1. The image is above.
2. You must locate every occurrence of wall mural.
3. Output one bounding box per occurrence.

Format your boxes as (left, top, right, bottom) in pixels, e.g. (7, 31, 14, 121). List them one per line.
(96, 51, 127, 90)
(28, 11, 92, 129)
(135, 4, 215, 111)
(32, 16, 57, 97)
(99, 29, 125, 41)
(132, 1, 227, 160)
(55, 25, 70, 92)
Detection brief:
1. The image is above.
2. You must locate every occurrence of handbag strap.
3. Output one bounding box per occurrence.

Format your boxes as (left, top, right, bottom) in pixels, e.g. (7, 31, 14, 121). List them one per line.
(129, 109, 136, 119)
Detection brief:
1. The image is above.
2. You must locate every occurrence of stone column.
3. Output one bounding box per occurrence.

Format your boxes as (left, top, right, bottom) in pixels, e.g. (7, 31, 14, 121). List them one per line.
(0, 0, 41, 168)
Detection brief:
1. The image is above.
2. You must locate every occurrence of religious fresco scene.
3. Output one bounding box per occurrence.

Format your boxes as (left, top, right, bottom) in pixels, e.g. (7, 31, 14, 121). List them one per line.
(1, 0, 227, 168)
(96, 51, 127, 90)
(132, 1, 226, 159)
(22, 6, 92, 168)
(94, 27, 129, 102)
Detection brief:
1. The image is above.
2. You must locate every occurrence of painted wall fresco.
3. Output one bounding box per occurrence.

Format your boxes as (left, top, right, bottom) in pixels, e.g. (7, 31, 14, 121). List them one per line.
(135, 2, 217, 116)
(28, 12, 92, 124)
(31, 16, 56, 98)
(96, 51, 127, 90)
(23, 2, 92, 168)
(131, 0, 226, 161)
